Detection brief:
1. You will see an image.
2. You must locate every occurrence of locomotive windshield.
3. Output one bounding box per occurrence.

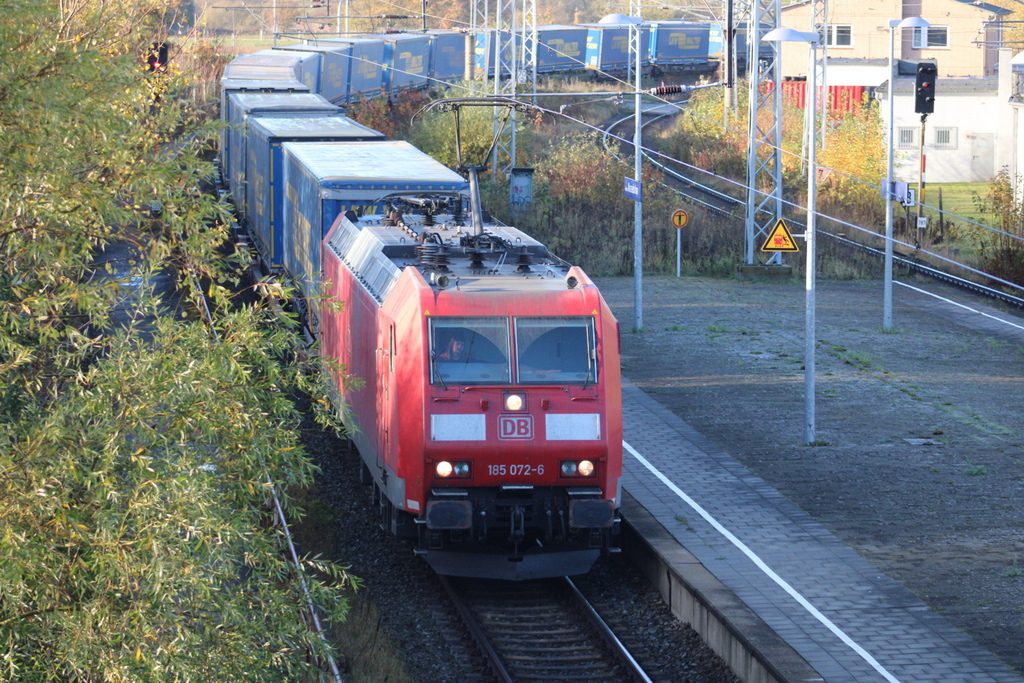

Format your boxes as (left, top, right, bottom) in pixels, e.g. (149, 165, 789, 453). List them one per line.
(430, 317, 511, 384)
(515, 317, 597, 385)
(430, 316, 598, 386)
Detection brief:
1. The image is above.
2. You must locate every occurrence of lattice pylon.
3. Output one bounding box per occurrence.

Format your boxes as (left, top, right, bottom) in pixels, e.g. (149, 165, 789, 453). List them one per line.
(520, 0, 537, 97)
(628, 0, 642, 83)
(471, 0, 487, 36)
(490, 0, 517, 174)
(806, 0, 828, 159)
(743, 0, 783, 265)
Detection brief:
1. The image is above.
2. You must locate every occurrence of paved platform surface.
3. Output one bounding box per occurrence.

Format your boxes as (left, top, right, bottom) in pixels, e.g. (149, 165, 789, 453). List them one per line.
(621, 383, 1024, 682)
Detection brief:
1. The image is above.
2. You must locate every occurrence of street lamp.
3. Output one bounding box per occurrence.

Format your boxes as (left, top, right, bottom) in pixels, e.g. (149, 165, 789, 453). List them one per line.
(884, 17, 930, 330)
(762, 27, 820, 445)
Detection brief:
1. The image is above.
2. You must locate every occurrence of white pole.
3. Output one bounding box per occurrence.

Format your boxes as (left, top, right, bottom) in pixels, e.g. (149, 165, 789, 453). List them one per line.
(804, 41, 818, 445)
(884, 23, 896, 330)
(633, 22, 643, 332)
(676, 229, 681, 278)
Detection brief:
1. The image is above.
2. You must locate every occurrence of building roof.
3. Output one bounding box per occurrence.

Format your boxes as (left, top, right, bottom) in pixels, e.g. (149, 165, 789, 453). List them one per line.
(877, 75, 998, 98)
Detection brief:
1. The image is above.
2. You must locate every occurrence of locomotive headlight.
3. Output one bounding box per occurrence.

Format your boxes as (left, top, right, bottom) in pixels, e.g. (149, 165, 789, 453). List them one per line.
(435, 461, 471, 478)
(560, 460, 597, 477)
(504, 393, 525, 412)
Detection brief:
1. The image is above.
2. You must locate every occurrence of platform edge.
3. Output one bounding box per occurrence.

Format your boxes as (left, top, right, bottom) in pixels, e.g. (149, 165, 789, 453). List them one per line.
(621, 490, 824, 683)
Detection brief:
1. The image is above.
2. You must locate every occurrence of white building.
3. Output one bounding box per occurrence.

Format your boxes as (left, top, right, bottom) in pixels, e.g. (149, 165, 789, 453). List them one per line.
(876, 49, 1020, 184)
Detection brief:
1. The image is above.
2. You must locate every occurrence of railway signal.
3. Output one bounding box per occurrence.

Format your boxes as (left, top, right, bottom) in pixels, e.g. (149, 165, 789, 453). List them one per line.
(914, 62, 937, 114)
(146, 43, 168, 72)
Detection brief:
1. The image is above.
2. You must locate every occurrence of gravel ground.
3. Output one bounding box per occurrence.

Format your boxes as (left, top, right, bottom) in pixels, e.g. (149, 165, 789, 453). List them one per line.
(593, 274, 1024, 674)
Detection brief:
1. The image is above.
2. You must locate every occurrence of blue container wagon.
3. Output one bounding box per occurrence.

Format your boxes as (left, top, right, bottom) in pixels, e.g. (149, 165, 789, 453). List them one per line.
(365, 33, 431, 91)
(581, 21, 650, 73)
(473, 31, 522, 79)
(647, 22, 711, 66)
(276, 42, 354, 104)
(534, 25, 589, 73)
(245, 116, 384, 268)
(316, 37, 387, 101)
(425, 29, 468, 82)
(219, 80, 310, 182)
(281, 141, 469, 301)
(223, 92, 340, 216)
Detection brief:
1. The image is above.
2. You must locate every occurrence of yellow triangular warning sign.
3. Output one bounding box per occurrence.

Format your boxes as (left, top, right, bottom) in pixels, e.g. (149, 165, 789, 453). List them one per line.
(761, 218, 800, 252)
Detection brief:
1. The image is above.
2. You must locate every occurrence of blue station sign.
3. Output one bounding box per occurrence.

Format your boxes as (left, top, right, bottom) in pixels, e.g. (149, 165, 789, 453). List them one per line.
(624, 177, 642, 202)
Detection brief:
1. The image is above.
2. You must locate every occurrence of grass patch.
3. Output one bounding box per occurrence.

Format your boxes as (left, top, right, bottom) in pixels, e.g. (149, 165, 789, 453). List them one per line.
(927, 183, 993, 225)
(828, 345, 873, 369)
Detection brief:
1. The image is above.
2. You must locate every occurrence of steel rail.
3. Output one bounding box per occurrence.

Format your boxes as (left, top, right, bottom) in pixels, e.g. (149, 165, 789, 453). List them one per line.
(563, 577, 654, 683)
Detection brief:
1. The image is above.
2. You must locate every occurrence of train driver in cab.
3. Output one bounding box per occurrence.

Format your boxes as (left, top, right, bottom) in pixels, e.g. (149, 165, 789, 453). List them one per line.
(438, 331, 469, 362)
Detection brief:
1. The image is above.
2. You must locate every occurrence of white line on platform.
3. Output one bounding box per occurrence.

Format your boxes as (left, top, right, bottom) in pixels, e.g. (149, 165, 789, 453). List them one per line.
(623, 440, 902, 683)
(896, 281, 1024, 332)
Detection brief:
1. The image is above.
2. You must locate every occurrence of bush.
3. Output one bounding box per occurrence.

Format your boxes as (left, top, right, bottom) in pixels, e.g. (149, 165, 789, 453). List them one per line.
(965, 169, 1024, 287)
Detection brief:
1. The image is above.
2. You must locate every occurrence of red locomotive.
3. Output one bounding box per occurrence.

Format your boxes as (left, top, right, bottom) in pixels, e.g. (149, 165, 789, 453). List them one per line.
(320, 194, 623, 580)
(218, 75, 625, 579)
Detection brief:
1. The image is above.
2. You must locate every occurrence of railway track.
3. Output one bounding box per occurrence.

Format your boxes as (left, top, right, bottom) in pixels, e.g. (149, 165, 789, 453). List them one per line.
(601, 107, 745, 217)
(440, 575, 653, 683)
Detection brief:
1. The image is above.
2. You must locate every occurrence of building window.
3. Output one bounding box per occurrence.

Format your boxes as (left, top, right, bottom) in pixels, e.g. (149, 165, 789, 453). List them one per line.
(912, 26, 948, 48)
(934, 127, 957, 149)
(897, 127, 918, 149)
(825, 25, 853, 47)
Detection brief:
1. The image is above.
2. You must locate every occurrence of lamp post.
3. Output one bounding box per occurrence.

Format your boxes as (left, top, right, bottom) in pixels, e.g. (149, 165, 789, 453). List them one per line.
(762, 27, 819, 445)
(619, 14, 645, 332)
(884, 17, 930, 330)
(634, 19, 643, 332)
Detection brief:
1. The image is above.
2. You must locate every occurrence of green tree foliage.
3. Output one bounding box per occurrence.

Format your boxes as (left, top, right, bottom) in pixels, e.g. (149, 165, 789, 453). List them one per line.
(0, 0, 356, 679)
(817, 95, 886, 204)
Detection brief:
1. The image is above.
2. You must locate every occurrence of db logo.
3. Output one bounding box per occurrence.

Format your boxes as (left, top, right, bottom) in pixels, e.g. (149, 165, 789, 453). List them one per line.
(498, 415, 533, 440)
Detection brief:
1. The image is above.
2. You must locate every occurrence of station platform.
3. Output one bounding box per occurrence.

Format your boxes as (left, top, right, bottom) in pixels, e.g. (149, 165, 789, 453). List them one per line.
(620, 380, 1024, 683)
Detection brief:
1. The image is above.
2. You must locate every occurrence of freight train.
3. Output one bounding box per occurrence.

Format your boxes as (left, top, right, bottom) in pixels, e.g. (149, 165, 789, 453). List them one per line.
(220, 19, 731, 108)
(220, 65, 624, 580)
